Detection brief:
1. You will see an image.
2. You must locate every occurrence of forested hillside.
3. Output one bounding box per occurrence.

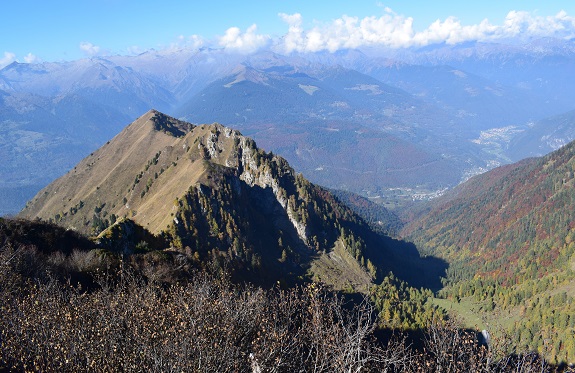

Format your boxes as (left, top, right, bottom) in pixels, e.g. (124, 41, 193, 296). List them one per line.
(330, 189, 403, 237)
(403, 139, 575, 363)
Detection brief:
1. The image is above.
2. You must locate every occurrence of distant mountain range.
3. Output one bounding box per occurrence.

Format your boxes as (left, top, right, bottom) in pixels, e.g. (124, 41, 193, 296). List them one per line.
(3, 38, 575, 215)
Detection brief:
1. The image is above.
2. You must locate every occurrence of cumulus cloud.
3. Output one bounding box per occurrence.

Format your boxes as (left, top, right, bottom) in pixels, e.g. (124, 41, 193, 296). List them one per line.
(126, 45, 145, 55)
(277, 12, 416, 52)
(501, 10, 575, 38)
(279, 13, 305, 53)
(160, 34, 205, 53)
(275, 9, 575, 53)
(0, 52, 16, 69)
(23, 53, 39, 64)
(412, 17, 498, 45)
(0, 52, 39, 69)
(79, 41, 101, 56)
(189, 35, 205, 49)
(218, 24, 270, 53)
(178, 34, 204, 49)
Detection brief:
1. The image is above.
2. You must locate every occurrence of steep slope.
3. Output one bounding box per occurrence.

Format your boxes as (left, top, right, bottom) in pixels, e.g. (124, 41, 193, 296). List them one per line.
(21, 110, 443, 289)
(402, 140, 575, 363)
(403, 145, 575, 283)
(21, 109, 197, 235)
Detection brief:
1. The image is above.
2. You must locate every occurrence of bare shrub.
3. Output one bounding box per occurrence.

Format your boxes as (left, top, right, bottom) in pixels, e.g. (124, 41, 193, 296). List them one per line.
(416, 318, 490, 372)
(0, 263, 413, 372)
(68, 249, 100, 272)
(414, 318, 554, 373)
(0, 246, 564, 372)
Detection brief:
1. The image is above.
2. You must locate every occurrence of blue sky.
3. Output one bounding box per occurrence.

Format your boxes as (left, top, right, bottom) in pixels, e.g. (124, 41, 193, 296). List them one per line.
(2, 0, 575, 66)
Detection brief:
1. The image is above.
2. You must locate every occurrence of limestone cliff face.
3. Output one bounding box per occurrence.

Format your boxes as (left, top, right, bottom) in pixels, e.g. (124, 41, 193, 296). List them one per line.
(236, 137, 309, 244)
(195, 123, 310, 245)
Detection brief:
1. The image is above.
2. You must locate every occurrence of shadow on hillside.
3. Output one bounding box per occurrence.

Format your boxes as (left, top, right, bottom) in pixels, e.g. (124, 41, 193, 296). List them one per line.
(368, 235, 448, 292)
(320, 195, 448, 292)
(234, 182, 312, 287)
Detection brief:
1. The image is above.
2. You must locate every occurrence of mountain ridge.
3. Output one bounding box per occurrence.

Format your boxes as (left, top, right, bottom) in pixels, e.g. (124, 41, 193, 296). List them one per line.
(21, 109, 445, 289)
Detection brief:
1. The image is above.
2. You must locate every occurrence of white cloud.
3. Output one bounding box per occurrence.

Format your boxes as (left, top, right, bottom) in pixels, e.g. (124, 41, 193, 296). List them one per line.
(412, 17, 498, 45)
(73, 9, 575, 57)
(23, 53, 39, 64)
(126, 45, 145, 55)
(218, 24, 270, 53)
(0, 52, 16, 69)
(162, 34, 205, 52)
(0, 52, 39, 69)
(185, 34, 204, 49)
(79, 42, 101, 56)
(500, 10, 575, 39)
(278, 12, 416, 52)
(279, 12, 305, 53)
(275, 9, 575, 53)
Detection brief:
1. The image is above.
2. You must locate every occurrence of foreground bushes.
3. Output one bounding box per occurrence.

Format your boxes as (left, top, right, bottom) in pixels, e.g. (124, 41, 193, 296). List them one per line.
(1, 273, 410, 371)
(0, 244, 566, 372)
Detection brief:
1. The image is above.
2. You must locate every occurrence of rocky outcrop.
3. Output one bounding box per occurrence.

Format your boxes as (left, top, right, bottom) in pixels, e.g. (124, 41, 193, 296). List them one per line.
(235, 136, 309, 244)
(197, 124, 311, 245)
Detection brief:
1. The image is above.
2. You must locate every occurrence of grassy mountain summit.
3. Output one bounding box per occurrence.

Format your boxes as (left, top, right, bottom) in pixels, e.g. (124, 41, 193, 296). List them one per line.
(403, 139, 575, 363)
(20, 109, 442, 290)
